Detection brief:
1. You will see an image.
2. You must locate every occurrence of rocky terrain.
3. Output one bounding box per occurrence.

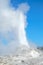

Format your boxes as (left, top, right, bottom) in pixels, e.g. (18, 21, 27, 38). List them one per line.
(0, 45, 43, 65)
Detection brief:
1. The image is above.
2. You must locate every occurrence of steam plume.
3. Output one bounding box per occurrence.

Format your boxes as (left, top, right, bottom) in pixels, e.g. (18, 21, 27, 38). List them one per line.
(0, 0, 30, 55)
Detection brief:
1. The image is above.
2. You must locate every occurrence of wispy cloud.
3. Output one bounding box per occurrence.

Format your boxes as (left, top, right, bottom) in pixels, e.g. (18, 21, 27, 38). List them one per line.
(0, 0, 30, 55)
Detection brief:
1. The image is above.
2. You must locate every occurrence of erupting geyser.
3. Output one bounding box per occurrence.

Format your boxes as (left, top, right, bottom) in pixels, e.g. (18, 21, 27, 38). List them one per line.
(0, 0, 30, 47)
(0, 0, 40, 58)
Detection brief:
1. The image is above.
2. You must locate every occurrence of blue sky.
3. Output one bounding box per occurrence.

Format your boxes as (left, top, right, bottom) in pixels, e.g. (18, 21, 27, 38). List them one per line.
(11, 0, 43, 46)
(27, 0, 43, 46)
